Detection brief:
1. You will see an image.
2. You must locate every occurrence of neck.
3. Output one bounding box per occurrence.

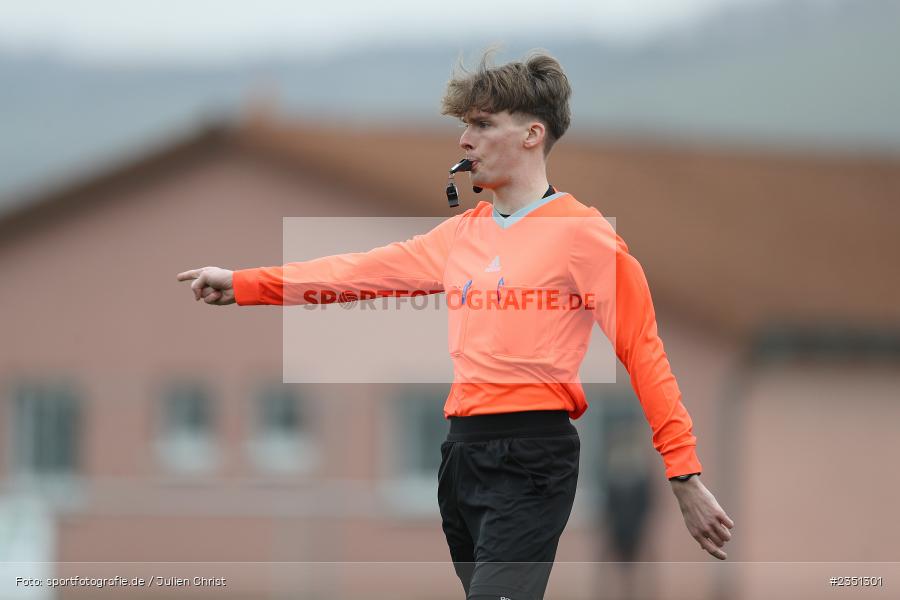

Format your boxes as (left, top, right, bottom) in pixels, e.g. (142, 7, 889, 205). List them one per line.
(491, 169, 550, 215)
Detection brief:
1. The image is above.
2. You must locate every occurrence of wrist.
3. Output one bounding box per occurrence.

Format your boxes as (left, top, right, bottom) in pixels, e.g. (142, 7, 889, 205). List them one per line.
(669, 474, 701, 494)
(668, 472, 700, 483)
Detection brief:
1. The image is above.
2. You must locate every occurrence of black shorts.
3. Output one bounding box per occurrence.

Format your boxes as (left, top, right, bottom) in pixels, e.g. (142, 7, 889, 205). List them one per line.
(437, 410, 580, 600)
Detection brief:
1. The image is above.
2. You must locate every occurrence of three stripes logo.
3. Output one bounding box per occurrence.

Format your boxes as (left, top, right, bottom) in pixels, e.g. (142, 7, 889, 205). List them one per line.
(485, 255, 501, 272)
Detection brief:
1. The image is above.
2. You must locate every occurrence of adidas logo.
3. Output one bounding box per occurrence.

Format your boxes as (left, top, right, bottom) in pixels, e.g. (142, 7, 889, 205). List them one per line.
(485, 255, 501, 272)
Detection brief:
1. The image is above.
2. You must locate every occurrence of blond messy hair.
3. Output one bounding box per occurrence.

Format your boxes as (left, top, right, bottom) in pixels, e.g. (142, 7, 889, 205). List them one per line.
(441, 48, 572, 154)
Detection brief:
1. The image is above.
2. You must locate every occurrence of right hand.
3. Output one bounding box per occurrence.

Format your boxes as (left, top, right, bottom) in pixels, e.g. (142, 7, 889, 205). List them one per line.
(670, 476, 734, 560)
(176, 266, 235, 306)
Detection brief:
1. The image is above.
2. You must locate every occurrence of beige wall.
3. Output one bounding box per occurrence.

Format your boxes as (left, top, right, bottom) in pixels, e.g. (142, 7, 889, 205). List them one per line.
(12, 145, 867, 599)
(739, 362, 900, 562)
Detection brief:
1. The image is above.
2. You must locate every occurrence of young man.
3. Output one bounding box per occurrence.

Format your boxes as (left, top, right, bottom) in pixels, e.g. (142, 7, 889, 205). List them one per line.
(177, 51, 733, 600)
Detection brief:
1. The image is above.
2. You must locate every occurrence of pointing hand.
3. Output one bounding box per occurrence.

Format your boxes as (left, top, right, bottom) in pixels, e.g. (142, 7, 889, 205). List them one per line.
(176, 266, 235, 306)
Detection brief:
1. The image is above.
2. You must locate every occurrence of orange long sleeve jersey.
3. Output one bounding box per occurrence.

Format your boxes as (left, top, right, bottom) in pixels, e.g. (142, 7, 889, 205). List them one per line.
(233, 192, 702, 478)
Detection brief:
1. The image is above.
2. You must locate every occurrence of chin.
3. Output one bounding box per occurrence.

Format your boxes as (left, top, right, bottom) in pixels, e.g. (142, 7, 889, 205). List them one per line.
(471, 174, 492, 189)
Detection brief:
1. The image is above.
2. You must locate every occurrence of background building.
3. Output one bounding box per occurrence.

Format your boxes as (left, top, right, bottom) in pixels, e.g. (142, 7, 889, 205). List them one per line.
(2, 1, 899, 598)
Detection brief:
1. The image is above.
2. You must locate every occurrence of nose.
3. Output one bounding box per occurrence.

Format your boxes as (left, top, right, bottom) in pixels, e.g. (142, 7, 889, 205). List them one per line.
(459, 127, 474, 152)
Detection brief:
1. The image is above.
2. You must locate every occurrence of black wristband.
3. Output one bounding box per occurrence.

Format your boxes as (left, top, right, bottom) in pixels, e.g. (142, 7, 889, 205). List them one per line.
(669, 472, 700, 482)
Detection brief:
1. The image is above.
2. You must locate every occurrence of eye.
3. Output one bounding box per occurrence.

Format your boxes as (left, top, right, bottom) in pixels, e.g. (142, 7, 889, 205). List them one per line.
(479, 121, 490, 128)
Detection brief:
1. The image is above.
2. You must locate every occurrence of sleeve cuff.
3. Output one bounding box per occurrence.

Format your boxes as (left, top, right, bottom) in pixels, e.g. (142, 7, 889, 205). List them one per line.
(232, 268, 262, 305)
(663, 444, 703, 479)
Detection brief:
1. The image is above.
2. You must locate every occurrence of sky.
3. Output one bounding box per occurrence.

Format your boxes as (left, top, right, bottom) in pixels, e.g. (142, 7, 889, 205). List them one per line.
(0, 0, 791, 64)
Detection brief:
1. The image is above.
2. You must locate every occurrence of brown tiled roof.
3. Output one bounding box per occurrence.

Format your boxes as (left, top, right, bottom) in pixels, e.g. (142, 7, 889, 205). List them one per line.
(238, 115, 900, 339)
(4, 113, 900, 339)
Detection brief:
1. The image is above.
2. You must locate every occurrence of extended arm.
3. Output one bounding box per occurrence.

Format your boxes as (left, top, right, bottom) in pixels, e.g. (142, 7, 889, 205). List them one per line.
(177, 214, 463, 306)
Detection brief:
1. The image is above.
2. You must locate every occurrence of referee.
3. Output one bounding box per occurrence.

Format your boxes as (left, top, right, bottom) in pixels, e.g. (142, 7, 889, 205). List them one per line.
(178, 50, 734, 600)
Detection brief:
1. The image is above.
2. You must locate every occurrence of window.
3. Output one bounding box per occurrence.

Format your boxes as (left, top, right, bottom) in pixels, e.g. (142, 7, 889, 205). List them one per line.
(396, 388, 447, 478)
(380, 383, 450, 515)
(260, 383, 301, 433)
(156, 381, 217, 474)
(246, 382, 317, 474)
(576, 385, 656, 523)
(10, 381, 81, 479)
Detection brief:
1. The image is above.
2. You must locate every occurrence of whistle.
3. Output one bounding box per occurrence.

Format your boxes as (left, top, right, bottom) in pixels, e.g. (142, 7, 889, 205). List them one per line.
(446, 181, 460, 208)
(450, 158, 475, 174)
(446, 159, 483, 208)
(447, 159, 470, 208)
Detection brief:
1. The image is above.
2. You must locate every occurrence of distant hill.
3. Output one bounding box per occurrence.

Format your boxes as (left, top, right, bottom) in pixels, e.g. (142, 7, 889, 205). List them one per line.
(2, 0, 899, 206)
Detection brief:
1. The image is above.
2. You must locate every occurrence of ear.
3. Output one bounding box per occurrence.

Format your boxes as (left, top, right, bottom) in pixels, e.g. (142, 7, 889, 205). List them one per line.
(523, 120, 546, 151)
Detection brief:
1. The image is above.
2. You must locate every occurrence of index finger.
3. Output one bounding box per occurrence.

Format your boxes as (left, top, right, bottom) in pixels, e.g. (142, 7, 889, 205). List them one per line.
(176, 268, 203, 281)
